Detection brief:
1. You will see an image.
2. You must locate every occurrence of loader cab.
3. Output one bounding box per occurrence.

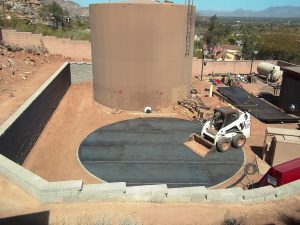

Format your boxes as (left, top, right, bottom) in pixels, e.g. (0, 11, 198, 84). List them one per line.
(212, 107, 240, 130)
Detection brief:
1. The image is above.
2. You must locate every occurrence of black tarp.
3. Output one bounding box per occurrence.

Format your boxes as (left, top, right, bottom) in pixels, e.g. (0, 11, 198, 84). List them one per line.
(79, 118, 244, 188)
(217, 87, 299, 123)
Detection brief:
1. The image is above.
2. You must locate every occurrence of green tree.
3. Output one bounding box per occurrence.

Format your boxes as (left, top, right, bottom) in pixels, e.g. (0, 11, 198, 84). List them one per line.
(241, 24, 257, 59)
(40, 1, 66, 28)
(256, 33, 300, 64)
(204, 15, 232, 53)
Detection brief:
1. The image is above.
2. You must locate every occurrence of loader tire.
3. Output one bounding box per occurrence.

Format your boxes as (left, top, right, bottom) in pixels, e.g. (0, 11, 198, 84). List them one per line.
(232, 134, 246, 148)
(216, 137, 231, 152)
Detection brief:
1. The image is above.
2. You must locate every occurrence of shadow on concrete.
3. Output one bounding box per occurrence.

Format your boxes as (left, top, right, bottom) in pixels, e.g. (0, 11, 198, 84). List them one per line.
(0, 211, 49, 225)
(279, 214, 300, 225)
(250, 146, 264, 159)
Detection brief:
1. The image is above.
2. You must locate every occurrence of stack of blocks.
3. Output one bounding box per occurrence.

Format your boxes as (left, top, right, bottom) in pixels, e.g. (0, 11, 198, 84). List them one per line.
(0, 154, 299, 204)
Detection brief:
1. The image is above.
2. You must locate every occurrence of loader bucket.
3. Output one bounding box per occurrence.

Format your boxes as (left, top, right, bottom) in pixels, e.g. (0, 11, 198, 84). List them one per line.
(183, 133, 214, 158)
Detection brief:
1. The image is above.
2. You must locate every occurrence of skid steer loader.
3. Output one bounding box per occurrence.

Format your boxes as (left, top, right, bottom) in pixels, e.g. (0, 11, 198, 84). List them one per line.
(184, 107, 251, 157)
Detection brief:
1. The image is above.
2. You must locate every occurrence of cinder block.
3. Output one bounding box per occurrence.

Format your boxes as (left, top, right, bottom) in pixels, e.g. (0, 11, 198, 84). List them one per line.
(126, 184, 167, 196)
(78, 183, 126, 202)
(206, 188, 242, 203)
(241, 186, 276, 203)
(108, 192, 126, 199)
(241, 199, 254, 204)
(63, 195, 79, 202)
(81, 184, 99, 192)
(46, 196, 64, 203)
(125, 194, 156, 202)
(82, 182, 126, 193)
(98, 182, 126, 192)
(56, 191, 72, 197)
(40, 182, 61, 192)
(165, 195, 191, 203)
(27, 186, 42, 199)
(275, 183, 300, 199)
(166, 186, 206, 203)
(60, 180, 83, 191)
(39, 196, 48, 203)
(253, 196, 265, 203)
(125, 185, 167, 202)
(242, 189, 261, 200)
(288, 180, 300, 189)
(78, 193, 94, 201)
(257, 186, 277, 201)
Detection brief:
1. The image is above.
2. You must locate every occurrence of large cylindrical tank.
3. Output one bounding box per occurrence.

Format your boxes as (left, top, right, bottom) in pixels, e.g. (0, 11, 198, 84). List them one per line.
(90, 1, 195, 110)
(257, 62, 283, 82)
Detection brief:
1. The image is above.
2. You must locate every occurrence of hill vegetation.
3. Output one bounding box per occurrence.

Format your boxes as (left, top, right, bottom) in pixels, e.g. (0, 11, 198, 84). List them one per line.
(1, 1, 300, 64)
(195, 15, 300, 65)
(0, 0, 89, 40)
(198, 6, 300, 18)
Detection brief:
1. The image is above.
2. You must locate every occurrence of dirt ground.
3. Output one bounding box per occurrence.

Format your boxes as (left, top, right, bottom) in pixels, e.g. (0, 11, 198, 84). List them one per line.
(22, 78, 298, 188)
(22, 81, 265, 188)
(0, 46, 68, 124)
(1, 49, 300, 224)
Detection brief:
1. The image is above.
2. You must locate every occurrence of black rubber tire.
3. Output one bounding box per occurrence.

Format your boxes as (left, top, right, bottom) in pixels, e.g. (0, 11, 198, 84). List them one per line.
(216, 137, 231, 152)
(232, 134, 246, 148)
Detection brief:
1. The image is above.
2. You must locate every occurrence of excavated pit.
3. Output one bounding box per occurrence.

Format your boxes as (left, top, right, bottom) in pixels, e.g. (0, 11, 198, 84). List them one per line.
(78, 117, 244, 188)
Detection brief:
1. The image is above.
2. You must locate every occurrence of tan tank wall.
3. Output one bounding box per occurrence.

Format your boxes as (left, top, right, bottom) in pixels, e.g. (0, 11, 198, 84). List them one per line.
(90, 2, 195, 110)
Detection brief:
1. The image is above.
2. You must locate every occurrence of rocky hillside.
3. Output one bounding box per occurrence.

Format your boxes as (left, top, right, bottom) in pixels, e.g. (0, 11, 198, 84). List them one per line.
(3, 0, 88, 22)
(43, 0, 89, 17)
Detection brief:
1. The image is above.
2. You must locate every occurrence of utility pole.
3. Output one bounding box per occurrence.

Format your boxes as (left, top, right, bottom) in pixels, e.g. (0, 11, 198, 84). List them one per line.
(1, 1, 7, 27)
(201, 49, 208, 81)
(249, 50, 258, 75)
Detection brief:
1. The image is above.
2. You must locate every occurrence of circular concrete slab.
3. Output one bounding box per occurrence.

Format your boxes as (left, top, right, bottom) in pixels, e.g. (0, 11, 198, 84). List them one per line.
(78, 118, 244, 188)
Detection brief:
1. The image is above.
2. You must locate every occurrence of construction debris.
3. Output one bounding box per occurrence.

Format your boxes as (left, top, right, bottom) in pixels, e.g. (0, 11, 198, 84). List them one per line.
(178, 95, 210, 120)
(8, 59, 15, 66)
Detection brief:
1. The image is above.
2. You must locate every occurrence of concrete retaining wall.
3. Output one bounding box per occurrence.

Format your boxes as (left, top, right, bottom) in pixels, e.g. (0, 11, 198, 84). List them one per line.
(0, 63, 71, 164)
(0, 154, 299, 204)
(1, 29, 91, 60)
(192, 59, 278, 76)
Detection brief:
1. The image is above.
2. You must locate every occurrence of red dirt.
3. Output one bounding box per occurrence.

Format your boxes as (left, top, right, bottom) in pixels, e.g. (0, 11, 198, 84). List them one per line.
(0, 47, 68, 124)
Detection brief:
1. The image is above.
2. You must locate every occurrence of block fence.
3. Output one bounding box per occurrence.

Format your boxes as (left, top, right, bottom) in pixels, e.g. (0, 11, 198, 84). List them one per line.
(0, 29, 91, 60)
(0, 154, 300, 204)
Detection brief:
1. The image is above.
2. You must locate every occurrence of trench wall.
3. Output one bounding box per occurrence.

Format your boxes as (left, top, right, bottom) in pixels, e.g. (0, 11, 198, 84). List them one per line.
(0, 63, 71, 164)
(0, 154, 299, 203)
(0, 29, 91, 60)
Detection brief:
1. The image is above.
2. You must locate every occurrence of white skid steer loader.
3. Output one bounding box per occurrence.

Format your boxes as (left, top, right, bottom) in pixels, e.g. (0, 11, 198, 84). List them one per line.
(184, 107, 251, 157)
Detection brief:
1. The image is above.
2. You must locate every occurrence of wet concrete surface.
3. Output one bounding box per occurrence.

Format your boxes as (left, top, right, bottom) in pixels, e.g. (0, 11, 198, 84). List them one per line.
(78, 118, 244, 187)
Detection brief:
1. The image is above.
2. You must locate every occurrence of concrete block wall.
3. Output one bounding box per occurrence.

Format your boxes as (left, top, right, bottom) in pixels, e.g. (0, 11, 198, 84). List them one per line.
(1, 29, 91, 60)
(192, 59, 278, 76)
(1, 154, 299, 204)
(0, 63, 71, 164)
(70, 62, 93, 83)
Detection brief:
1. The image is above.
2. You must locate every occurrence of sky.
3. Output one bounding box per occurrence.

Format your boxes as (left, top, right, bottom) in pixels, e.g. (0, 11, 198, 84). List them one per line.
(74, 0, 300, 11)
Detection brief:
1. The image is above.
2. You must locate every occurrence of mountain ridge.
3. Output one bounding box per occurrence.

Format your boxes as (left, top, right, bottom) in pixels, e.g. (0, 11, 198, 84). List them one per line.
(198, 6, 300, 18)
(4, 1, 300, 19)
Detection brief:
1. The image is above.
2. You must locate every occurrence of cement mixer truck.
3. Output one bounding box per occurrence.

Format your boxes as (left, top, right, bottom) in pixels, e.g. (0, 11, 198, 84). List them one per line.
(257, 62, 283, 84)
